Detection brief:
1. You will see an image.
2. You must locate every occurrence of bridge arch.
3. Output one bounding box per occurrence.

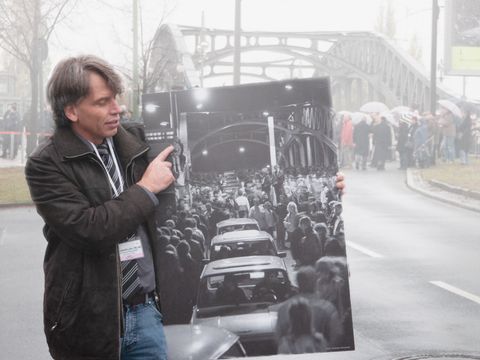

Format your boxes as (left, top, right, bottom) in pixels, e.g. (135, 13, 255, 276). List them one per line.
(149, 24, 460, 111)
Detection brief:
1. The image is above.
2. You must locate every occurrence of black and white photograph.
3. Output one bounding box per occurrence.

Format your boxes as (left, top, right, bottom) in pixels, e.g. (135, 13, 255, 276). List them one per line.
(142, 78, 354, 357)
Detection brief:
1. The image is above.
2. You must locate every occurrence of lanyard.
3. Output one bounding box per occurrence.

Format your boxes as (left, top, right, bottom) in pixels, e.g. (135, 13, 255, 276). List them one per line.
(91, 138, 125, 197)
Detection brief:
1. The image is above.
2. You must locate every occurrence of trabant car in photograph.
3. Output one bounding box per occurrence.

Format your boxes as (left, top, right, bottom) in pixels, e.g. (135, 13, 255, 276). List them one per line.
(191, 256, 296, 356)
(208, 229, 286, 261)
(164, 324, 247, 359)
(216, 218, 260, 235)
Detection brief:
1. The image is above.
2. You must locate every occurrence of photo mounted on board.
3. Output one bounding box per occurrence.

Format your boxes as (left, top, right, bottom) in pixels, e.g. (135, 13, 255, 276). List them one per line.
(142, 77, 354, 357)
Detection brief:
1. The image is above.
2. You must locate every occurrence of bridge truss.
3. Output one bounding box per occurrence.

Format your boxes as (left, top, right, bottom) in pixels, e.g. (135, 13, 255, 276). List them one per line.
(149, 24, 457, 112)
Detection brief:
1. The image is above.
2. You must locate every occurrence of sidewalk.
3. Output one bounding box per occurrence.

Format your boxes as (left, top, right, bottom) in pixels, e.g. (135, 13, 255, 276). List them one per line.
(406, 167, 480, 213)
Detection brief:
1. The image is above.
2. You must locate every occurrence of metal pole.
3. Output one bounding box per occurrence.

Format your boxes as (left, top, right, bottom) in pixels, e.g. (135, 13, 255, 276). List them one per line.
(430, 0, 439, 114)
(267, 116, 277, 168)
(233, 0, 241, 85)
(132, 0, 139, 120)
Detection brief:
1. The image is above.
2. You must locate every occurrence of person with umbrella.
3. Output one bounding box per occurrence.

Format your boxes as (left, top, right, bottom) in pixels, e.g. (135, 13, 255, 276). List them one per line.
(371, 115, 392, 170)
(340, 113, 354, 168)
(396, 113, 412, 169)
(457, 109, 474, 165)
(353, 115, 370, 170)
(438, 102, 459, 163)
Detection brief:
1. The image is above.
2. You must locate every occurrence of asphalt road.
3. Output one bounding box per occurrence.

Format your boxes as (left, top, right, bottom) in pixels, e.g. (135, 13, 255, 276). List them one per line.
(1, 164, 479, 360)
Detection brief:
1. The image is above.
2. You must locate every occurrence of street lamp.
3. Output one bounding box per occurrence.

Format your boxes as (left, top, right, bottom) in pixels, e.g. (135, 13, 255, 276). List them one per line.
(430, 0, 440, 114)
(234, 0, 241, 85)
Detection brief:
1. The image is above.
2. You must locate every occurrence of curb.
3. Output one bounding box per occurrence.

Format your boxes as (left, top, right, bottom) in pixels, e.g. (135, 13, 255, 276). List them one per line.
(405, 169, 480, 213)
(0, 202, 34, 209)
(428, 179, 480, 201)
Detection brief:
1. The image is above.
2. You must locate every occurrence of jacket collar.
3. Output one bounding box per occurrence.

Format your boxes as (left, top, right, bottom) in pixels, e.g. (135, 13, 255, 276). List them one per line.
(53, 125, 149, 166)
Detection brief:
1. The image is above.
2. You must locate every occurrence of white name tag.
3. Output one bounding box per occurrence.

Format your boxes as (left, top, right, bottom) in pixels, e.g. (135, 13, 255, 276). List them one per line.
(119, 238, 144, 261)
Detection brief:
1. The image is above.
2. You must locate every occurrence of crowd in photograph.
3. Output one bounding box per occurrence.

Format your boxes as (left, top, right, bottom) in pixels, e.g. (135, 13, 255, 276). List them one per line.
(336, 104, 480, 171)
(156, 164, 353, 354)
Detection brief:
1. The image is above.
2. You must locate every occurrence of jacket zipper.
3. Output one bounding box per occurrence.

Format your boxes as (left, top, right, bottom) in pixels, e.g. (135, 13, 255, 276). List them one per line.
(50, 278, 73, 332)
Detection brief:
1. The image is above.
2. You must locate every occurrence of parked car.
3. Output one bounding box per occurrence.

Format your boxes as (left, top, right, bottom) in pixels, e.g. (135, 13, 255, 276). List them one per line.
(191, 256, 297, 356)
(216, 218, 260, 235)
(208, 229, 286, 261)
(164, 324, 247, 359)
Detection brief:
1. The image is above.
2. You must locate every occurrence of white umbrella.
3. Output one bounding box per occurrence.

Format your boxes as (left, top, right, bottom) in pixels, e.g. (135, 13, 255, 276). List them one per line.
(360, 101, 389, 114)
(351, 112, 372, 125)
(390, 105, 411, 114)
(438, 99, 462, 118)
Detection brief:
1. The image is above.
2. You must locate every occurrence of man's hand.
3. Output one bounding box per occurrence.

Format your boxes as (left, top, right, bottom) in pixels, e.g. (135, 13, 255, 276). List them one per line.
(137, 145, 175, 194)
(336, 172, 345, 195)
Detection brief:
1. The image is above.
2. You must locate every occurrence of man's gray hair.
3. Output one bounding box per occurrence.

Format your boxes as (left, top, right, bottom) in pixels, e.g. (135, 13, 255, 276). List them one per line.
(47, 55, 124, 128)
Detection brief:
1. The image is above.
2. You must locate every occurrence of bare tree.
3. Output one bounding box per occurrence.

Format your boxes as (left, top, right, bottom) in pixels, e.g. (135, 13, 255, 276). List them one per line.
(0, 0, 77, 154)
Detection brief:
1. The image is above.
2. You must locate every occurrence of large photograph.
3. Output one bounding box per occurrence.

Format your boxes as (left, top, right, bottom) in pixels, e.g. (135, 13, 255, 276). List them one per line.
(142, 77, 355, 357)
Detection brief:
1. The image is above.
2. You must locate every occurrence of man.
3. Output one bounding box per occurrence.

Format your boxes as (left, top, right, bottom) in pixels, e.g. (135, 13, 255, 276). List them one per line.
(328, 201, 344, 237)
(249, 196, 268, 231)
(185, 217, 206, 253)
(371, 115, 392, 170)
(271, 164, 285, 199)
(252, 269, 289, 302)
(183, 227, 204, 263)
(215, 274, 249, 305)
(2, 103, 21, 158)
(396, 112, 412, 170)
(353, 115, 370, 170)
(438, 107, 457, 163)
(273, 266, 343, 349)
(297, 216, 323, 267)
(234, 188, 250, 218)
(25, 55, 174, 360)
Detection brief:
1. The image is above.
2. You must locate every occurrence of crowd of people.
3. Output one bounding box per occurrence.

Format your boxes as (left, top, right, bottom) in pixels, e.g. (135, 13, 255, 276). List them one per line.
(155, 164, 353, 353)
(0, 103, 21, 159)
(336, 104, 480, 171)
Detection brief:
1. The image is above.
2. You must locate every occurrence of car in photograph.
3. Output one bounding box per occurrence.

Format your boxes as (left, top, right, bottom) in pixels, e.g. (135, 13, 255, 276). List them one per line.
(216, 218, 260, 235)
(191, 256, 297, 356)
(164, 324, 247, 359)
(208, 229, 286, 261)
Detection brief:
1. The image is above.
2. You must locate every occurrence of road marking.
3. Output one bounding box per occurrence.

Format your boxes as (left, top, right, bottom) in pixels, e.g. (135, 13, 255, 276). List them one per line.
(430, 281, 480, 305)
(346, 241, 383, 258)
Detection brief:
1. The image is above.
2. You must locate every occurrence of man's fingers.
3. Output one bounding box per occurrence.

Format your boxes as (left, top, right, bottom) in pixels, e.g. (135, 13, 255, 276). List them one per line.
(155, 145, 174, 161)
(162, 161, 173, 168)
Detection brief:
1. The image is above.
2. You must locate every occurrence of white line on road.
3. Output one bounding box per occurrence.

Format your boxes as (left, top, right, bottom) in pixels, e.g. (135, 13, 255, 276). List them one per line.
(430, 281, 480, 305)
(346, 241, 383, 258)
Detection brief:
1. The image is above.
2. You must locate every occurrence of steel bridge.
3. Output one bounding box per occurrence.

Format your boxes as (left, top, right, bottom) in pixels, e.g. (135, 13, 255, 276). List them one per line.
(149, 24, 459, 112)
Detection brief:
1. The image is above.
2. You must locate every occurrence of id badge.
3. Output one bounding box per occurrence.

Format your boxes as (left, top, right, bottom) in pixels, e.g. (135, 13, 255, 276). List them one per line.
(119, 235, 144, 261)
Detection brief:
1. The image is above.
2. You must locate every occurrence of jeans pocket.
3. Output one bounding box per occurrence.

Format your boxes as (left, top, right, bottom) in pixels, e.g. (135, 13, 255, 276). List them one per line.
(147, 302, 163, 322)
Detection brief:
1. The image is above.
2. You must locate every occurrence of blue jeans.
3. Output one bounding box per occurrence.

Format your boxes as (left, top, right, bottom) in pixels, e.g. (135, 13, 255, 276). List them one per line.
(442, 136, 455, 162)
(121, 298, 167, 360)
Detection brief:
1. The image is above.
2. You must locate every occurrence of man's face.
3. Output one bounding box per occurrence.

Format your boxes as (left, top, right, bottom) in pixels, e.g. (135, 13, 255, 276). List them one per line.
(65, 72, 121, 144)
